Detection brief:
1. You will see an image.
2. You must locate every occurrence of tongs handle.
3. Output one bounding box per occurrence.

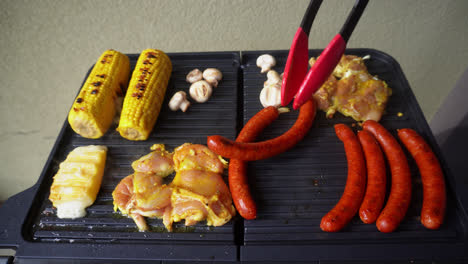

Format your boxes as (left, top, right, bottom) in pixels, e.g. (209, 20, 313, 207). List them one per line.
(292, 0, 369, 110)
(281, 0, 324, 107)
(340, 0, 369, 43)
(300, 0, 324, 37)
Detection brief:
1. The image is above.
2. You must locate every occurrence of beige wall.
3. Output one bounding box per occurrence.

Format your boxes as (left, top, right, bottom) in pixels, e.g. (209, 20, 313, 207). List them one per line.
(1, 0, 467, 200)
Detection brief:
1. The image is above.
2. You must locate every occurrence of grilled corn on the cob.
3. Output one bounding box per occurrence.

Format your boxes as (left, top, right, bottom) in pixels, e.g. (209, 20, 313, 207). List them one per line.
(117, 49, 172, 140)
(68, 50, 130, 139)
(49, 145, 107, 219)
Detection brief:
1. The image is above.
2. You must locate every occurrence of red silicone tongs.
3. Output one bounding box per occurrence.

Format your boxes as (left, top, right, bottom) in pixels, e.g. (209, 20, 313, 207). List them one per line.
(281, 0, 369, 110)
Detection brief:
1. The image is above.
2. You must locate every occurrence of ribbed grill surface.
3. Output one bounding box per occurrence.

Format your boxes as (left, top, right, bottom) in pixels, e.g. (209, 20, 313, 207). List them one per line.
(241, 50, 461, 246)
(26, 50, 463, 260)
(30, 52, 240, 245)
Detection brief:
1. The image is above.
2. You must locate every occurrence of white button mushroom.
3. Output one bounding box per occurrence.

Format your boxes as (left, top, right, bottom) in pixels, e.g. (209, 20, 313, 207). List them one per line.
(186, 69, 203, 83)
(259, 70, 283, 108)
(202, 68, 223, 87)
(259, 83, 282, 108)
(189, 80, 213, 103)
(169, 91, 191, 112)
(256, 54, 276, 73)
(264, 70, 281, 86)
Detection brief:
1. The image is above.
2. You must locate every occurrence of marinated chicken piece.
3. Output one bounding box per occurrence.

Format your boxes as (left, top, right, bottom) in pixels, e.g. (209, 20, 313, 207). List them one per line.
(173, 143, 226, 173)
(132, 172, 172, 215)
(112, 174, 149, 231)
(113, 173, 173, 231)
(310, 55, 392, 122)
(312, 75, 338, 113)
(113, 174, 135, 215)
(113, 143, 235, 232)
(168, 143, 235, 229)
(333, 74, 391, 121)
(113, 144, 174, 231)
(131, 144, 174, 176)
(309, 55, 369, 78)
(333, 55, 369, 78)
(170, 167, 235, 227)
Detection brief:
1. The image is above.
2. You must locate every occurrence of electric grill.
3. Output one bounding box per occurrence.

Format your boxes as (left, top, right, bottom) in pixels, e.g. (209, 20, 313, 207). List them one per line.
(1, 50, 467, 263)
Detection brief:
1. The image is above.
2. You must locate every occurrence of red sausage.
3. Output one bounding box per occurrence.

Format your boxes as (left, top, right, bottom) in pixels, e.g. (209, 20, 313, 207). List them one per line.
(398, 128, 446, 230)
(320, 124, 366, 232)
(363, 120, 412, 233)
(358, 130, 386, 224)
(207, 99, 316, 161)
(230, 106, 280, 219)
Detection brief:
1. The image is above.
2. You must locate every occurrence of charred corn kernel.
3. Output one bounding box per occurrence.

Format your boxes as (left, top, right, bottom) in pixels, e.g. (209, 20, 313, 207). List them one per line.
(49, 145, 107, 219)
(117, 49, 172, 140)
(68, 50, 130, 139)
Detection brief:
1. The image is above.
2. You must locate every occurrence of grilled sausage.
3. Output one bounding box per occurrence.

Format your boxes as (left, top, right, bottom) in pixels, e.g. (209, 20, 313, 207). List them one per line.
(363, 120, 412, 233)
(207, 99, 316, 161)
(320, 124, 366, 232)
(398, 128, 446, 230)
(230, 106, 281, 219)
(358, 130, 386, 224)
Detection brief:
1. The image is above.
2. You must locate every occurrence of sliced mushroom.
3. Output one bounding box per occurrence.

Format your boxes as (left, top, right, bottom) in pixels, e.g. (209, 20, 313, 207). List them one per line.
(202, 68, 223, 87)
(189, 80, 213, 103)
